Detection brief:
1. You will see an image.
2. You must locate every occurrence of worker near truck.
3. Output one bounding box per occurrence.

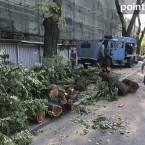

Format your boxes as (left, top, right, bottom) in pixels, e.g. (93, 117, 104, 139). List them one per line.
(70, 49, 76, 69)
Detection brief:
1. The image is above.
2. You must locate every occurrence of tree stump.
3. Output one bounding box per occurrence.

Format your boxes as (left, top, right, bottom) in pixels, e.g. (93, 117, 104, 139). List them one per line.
(99, 72, 129, 96)
(122, 79, 139, 93)
(49, 88, 58, 98)
(48, 104, 63, 117)
(35, 112, 45, 123)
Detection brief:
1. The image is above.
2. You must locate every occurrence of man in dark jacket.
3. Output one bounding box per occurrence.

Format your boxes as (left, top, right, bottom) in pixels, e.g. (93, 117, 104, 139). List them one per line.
(70, 49, 76, 69)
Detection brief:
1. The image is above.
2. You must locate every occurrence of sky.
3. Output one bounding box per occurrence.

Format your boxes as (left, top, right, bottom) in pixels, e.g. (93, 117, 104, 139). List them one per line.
(125, 14, 145, 29)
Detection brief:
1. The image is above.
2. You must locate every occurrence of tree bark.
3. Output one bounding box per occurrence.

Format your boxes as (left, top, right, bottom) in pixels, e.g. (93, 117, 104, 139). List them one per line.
(43, 0, 63, 57)
(126, 0, 143, 37)
(43, 17, 59, 57)
(48, 103, 63, 116)
(136, 15, 141, 54)
(35, 112, 45, 123)
(115, 0, 127, 36)
(122, 79, 139, 93)
(115, 0, 145, 37)
(99, 72, 129, 96)
(137, 27, 145, 54)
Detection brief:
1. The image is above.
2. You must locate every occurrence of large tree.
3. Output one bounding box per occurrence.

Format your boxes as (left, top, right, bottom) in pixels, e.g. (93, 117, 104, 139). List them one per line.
(115, 0, 145, 37)
(136, 15, 145, 54)
(36, 0, 63, 57)
(115, 0, 145, 54)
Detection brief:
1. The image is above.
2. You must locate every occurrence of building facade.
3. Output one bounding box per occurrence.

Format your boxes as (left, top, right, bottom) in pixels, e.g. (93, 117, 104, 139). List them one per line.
(61, 0, 121, 41)
(0, 0, 122, 67)
(0, 0, 121, 41)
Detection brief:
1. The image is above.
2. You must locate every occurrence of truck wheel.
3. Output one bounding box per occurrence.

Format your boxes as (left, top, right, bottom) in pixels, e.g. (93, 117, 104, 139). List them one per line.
(128, 57, 135, 68)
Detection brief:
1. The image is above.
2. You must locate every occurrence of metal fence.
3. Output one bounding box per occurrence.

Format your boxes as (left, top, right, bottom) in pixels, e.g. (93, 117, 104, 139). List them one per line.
(0, 40, 43, 68)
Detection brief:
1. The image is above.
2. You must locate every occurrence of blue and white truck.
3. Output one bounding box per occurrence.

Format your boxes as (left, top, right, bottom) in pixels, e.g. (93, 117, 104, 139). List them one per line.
(76, 35, 138, 68)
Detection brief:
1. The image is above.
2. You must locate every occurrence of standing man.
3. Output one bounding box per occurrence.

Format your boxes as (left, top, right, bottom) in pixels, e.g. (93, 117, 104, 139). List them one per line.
(141, 59, 145, 74)
(141, 59, 145, 84)
(70, 49, 76, 69)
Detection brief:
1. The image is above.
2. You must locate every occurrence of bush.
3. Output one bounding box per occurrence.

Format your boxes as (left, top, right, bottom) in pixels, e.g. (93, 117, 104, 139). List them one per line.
(138, 55, 145, 61)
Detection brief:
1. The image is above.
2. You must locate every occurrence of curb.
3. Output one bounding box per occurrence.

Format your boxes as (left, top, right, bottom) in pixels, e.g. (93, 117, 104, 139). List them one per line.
(29, 67, 141, 133)
(29, 98, 84, 133)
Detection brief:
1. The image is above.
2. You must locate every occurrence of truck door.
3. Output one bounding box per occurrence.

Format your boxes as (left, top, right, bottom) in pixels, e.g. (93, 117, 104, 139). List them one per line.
(111, 41, 125, 61)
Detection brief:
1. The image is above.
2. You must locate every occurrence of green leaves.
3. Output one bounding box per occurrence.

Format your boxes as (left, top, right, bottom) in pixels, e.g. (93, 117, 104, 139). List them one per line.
(35, 2, 60, 20)
(0, 55, 71, 144)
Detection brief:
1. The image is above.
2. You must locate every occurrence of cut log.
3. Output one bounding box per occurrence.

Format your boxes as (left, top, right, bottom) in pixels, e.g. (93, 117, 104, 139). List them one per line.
(48, 104, 63, 116)
(60, 96, 67, 104)
(49, 97, 61, 104)
(106, 67, 112, 72)
(122, 79, 139, 93)
(35, 112, 45, 123)
(49, 88, 58, 98)
(102, 67, 112, 73)
(64, 102, 74, 111)
(99, 72, 129, 96)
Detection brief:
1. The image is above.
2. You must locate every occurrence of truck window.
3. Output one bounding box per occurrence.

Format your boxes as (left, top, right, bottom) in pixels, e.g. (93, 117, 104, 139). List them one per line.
(81, 42, 91, 48)
(113, 41, 123, 48)
(118, 42, 123, 48)
(113, 41, 118, 48)
(125, 43, 133, 54)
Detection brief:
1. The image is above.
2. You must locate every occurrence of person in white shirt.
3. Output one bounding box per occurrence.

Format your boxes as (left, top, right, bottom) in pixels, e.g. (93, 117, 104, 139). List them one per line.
(141, 59, 145, 74)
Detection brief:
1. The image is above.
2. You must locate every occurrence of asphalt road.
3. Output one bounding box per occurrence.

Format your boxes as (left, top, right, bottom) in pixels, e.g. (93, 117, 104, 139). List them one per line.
(30, 63, 145, 145)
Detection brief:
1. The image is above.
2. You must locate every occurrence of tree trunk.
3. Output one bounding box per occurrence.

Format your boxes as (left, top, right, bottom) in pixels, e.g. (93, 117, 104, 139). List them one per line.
(100, 72, 129, 96)
(43, 17, 59, 57)
(35, 112, 45, 123)
(126, 0, 143, 37)
(64, 102, 74, 111)
(115, 0, 145, 37)
(115, 0, 127, 36)
(136, 15, 141, 54)
(137, 27, 145, 54)
(122, 79, 139, 93)
(48, 103, 63, 116)
(43, 0, 63, 57)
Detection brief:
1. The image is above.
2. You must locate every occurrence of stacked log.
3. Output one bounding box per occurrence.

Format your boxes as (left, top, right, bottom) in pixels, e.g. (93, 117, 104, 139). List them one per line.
(48, 86, 75, 116)
(48, 103, 63, 116)
(35, 112, 45, 123)
(29, 111, 45, 124)
(99, 72, 129, 96)
(122, 79, 139, 93)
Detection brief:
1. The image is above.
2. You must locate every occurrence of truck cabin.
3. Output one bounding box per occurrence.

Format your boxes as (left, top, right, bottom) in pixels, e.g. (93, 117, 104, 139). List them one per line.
(112, 36, 136, 50)
(103, 35, 136, 52)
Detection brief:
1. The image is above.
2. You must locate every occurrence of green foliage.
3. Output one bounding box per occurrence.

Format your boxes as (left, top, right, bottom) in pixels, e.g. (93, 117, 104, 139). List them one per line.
(141, 34, 145, 53)
(75, 106, 91, 115)
(0, 55, 71, 144)
(80, 76, 118, 103)
(34, 55, 71, 84)
(35, 2, 61, 20)
(0, 55, 120, 144)
(138, 55, 145, 61)
(24, 99, 48, 118)
(13, 130, 33, 145)
(0, 130, 33, 145)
